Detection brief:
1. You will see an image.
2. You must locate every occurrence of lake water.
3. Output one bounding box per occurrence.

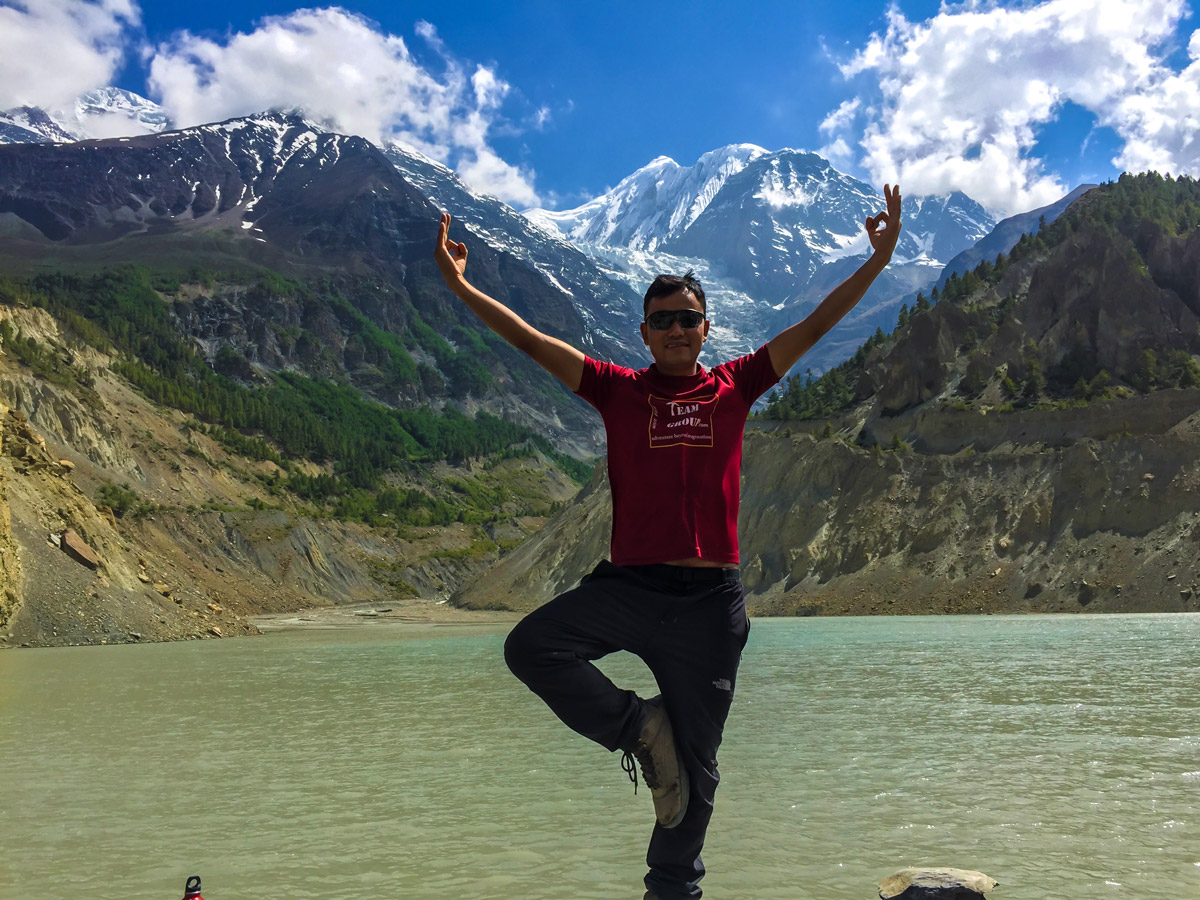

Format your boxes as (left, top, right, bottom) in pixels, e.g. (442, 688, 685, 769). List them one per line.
(2, 614, 1198, 900)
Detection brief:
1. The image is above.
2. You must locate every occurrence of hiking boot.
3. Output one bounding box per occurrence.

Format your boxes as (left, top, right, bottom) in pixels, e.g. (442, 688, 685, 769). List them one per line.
(621, 696, 689, 828)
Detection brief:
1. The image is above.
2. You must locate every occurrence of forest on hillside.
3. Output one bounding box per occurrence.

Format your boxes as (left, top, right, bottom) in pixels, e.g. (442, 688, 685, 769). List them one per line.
(763, 172, 1200, 422)
(0, 266, 592, 527)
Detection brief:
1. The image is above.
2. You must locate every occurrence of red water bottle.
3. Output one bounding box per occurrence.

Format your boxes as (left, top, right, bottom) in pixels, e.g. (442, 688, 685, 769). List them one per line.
(182, 875, 203, 900)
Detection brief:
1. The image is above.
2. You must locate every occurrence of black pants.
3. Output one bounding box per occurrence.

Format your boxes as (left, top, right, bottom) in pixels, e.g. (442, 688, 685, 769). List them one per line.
(504, 560, 749, 900)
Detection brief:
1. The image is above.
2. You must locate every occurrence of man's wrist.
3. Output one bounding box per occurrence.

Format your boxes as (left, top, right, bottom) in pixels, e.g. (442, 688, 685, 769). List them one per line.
(866, 248, 893, 269)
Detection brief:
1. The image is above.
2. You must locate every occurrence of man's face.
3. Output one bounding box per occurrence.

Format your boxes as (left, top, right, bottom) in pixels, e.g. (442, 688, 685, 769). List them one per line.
(640, 289, 710, 376)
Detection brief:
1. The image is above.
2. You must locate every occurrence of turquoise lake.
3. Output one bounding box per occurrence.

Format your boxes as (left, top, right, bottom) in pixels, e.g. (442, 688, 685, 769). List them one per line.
(2, 613, 1197, 900)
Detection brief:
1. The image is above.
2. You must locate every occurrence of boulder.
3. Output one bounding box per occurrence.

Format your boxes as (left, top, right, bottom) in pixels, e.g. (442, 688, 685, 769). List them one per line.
(880, 867, 997, 900)
(60, 529, 101, 570)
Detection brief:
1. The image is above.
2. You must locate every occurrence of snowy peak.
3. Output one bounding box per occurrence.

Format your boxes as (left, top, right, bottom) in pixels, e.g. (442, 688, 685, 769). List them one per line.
(520, 141, 1000, 378)
(668, 148, 892, 300)
(525, 143, 767, 250)
(65, 88, 173, 140)
(899, 190, 994, 265)
(0, 106, 76, 144)
(0, 88, 172, 145)
(535, 142, 996, 303)
(0, 112, 385, 243)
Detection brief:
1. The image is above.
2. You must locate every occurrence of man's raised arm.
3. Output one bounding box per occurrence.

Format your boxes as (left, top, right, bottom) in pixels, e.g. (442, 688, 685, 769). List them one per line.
(435, 213, 586, 392)
(767, 184, 903, 378)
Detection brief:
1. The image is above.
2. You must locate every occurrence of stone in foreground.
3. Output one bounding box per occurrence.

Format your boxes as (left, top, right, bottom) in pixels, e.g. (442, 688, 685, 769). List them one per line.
(879, 867, 997, 900)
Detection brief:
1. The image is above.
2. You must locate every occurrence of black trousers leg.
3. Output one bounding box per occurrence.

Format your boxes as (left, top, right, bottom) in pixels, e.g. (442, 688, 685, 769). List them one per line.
(503, 561, 749, 900)
(641, 577, 748, 899)
(503, 561, 653, 752)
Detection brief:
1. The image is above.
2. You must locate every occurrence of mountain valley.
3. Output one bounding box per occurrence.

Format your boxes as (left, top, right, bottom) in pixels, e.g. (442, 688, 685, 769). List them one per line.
(0, 93, 1197, 647)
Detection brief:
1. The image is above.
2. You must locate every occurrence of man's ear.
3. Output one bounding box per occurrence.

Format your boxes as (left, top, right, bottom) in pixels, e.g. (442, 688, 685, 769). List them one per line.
(640, 321, 649, 346)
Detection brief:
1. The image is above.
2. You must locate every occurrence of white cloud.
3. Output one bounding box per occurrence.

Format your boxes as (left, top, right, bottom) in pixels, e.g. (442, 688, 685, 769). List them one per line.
(819, 97, 861, 135)
(818, 135, 856, 170)
(827, 0, 1197, 214)
(0, 0, 139, 109)
(147, 8, 541, 207)
(1112, 26, 1200, 173)
(456, 147, 540, 208)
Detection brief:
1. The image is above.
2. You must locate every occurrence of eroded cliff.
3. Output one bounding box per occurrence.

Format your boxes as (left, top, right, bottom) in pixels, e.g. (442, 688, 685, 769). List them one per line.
(0, 305, 576, 648)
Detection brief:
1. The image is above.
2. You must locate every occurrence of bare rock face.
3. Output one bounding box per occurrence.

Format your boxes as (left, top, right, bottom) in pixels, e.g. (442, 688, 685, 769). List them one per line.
(1143, 226, 1200, 317)
(0, 465, 19, 630)
(1027, 230, 1200, 378)
(865, 302, 975, 414)
(879, 867, 997, 900)
(0, 310, 137, 473)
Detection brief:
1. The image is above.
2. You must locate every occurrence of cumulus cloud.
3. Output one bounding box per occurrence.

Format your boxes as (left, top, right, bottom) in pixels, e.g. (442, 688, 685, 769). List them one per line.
(147, 8, 541, 207)
(826, 0, 1199, 214)
(0, 0, 139, 109)
(1112, 26, 1200, 172)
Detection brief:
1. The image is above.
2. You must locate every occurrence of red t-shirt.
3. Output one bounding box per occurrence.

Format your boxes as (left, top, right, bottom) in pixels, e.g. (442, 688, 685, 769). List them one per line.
(575, 344, 780, 566)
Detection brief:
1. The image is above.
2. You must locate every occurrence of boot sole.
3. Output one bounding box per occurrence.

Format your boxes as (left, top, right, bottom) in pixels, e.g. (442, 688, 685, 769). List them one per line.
(661, 758, 689, 829)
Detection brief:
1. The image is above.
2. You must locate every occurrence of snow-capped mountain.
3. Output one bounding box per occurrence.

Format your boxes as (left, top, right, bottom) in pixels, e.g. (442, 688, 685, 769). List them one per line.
(0, 94, 649, 365)
(527, 145, 997, 376)
(0, 107, 76, 144)
(0, 88, 1015, 383)
(530, 146, 994, 300)
(0, 88, 172, 145)
(0, 111, 377, 242)
(527, 144, 768, 250)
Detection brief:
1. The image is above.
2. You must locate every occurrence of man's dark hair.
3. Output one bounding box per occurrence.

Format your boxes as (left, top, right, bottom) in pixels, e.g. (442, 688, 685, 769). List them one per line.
(642, 270, 706, 315)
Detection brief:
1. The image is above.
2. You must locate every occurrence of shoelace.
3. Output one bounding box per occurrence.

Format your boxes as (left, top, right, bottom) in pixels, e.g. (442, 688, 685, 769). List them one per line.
(621, 749, 639, 794)
(621, 743, 660, 795)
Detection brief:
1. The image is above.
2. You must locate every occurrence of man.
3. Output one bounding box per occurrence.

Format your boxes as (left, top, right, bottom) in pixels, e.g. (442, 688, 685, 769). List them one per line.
(434, 183, 902, 899)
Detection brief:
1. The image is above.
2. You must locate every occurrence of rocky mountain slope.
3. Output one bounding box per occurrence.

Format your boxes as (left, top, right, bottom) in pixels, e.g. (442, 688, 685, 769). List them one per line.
(454, 413, 1200, 617)
(935, 184, 1094, 289)
(453, 173, 1200, 617)
(382, 142, 647, 363)
(0, 90, 649, 366)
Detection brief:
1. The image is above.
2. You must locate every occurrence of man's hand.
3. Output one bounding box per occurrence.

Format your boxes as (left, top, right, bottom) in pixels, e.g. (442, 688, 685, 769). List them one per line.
(435, 212, 468, 284)
(867, 183, 902, 259)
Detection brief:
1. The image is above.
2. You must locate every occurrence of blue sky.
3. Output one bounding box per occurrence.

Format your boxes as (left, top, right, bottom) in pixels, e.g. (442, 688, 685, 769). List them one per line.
(3, 1, 1199, 214)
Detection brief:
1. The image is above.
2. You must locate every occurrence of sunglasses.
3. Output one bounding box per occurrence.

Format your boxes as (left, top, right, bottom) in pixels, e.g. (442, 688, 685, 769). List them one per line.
(645, 309, 706, 331)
